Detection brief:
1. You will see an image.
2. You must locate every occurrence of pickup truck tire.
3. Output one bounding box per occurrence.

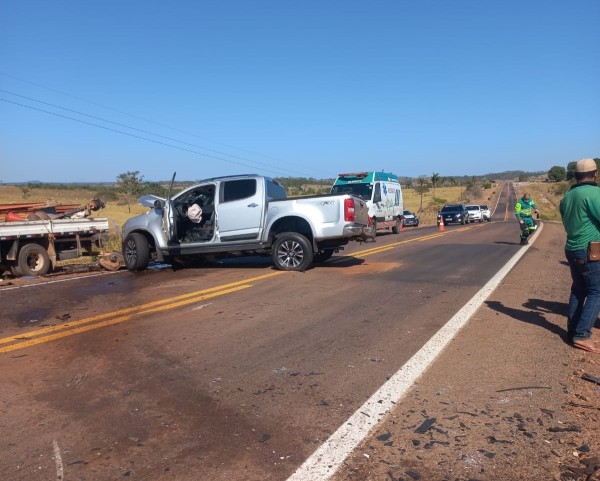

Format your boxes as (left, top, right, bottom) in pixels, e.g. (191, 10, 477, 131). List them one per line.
(272, 233, 314, 271)
(314, 249, 335, 263)
(123, 233, 150, 271)
(18, 242, 51, 276)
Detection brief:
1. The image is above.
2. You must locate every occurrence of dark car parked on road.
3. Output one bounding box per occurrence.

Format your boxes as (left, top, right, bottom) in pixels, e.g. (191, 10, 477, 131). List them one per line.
(402, 209, 419, 227)
(437, 203, 469, 225)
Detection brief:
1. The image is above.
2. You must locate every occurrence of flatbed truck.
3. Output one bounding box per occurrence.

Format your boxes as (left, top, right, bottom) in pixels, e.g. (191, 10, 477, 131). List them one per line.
(0, 217, 110, 277)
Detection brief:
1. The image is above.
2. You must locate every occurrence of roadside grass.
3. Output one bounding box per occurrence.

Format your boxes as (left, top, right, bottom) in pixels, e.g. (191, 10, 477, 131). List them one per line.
(404, 184, 501, 225)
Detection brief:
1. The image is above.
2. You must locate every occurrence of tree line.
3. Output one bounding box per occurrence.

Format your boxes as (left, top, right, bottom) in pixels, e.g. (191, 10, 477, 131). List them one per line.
(547, 159, 600, 182)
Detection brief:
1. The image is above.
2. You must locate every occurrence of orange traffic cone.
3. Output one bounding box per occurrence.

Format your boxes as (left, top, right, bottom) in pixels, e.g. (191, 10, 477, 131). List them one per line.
(438, 215, 445, 232)
(400, 220, 405, 232)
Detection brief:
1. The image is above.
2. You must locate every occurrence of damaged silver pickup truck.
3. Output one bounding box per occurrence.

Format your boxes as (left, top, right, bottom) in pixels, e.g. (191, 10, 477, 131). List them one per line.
(122, 174, 371, 272)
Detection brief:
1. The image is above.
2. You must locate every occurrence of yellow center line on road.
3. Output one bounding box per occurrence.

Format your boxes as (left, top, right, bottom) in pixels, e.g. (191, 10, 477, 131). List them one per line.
(0, 271, 284, 353)
(351, 225, 473, 257)
(1, 225, 484, 353)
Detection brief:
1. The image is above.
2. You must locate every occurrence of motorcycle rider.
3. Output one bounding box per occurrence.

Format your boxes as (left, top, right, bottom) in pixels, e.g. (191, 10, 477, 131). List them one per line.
(515, 192, 539, 245)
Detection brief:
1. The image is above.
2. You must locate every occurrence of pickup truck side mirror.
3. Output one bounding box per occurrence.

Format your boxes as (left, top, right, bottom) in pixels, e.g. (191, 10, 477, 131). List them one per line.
(154, 199, 165, 210)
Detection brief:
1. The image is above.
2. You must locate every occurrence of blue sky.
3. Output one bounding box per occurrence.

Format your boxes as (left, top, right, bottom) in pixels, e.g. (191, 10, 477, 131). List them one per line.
(1, 1, 599, 183)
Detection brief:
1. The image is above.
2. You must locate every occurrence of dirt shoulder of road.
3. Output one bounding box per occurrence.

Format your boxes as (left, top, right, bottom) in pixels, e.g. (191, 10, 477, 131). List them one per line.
(334, 221, 600, 481)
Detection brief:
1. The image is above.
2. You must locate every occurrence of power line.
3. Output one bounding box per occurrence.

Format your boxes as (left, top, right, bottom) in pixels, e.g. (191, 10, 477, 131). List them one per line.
(1, 97, 302, 178)
(0, 71, 332, 178)
(0, 88, 314, 178)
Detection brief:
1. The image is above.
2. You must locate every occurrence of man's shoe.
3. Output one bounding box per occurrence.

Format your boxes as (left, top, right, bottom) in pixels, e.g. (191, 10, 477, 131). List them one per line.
(520, 238, 528, 245)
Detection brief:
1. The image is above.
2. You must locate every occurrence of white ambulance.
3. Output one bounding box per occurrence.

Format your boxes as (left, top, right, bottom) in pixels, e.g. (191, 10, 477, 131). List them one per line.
(330, 171, 403, 235)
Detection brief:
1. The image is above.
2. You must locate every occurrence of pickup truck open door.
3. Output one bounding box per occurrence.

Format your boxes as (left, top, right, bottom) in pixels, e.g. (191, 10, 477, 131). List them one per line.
(162, 172, 177, 243)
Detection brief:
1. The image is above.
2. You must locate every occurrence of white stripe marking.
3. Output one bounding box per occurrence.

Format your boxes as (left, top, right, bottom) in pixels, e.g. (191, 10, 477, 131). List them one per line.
(0, 270, 122, 291)
(52, 439, 64, 481)
(287, 223, 543, 480)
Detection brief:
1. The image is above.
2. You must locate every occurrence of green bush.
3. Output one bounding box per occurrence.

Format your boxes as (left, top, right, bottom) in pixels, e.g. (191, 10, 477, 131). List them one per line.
(94, 188, 119, 201)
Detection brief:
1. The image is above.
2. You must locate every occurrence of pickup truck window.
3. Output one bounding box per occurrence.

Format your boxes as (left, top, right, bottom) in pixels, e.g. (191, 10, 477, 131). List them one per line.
(266, 179, 287, 200)
(222, 179, 256, 202)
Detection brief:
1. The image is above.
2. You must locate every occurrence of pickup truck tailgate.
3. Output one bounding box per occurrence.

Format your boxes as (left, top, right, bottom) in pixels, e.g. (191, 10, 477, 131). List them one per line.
(277, 194, 369, 239)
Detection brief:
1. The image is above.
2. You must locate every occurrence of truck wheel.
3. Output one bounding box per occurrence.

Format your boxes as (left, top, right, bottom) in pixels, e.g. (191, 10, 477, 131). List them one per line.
(272, 233, 314, 271)
(18, 243, 51, 276)
(392, 218, 401, 234)
(123, 233, 150, 271)
(314, 249, 334, 263)
(10, 264, 22, 277)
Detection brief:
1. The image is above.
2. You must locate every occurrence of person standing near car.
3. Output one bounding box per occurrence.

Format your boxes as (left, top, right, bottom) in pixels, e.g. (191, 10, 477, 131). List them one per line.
(514, 193, 538, 245)
(560, 158, 600, 353)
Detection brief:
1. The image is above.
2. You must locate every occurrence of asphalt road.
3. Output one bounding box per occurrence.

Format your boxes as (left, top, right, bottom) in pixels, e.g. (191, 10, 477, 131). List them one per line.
(0, 183, 525, 481)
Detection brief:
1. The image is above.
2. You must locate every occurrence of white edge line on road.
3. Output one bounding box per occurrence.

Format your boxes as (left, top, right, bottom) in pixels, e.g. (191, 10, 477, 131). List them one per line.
(287, 222, 544, 481)
(52, 439, 64, 481)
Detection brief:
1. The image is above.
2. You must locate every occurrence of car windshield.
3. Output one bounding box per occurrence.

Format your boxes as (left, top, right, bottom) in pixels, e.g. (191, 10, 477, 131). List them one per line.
(480, 205, 488, 209)
(403, 210, 413, 216)
(441, 205, 461, 212)
(466, 206, 478, 211)
(331, 183, 373, 200)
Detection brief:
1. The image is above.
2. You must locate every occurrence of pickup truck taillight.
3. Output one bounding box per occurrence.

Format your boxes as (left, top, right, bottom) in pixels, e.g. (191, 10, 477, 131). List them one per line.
(344, 198, 356, 222)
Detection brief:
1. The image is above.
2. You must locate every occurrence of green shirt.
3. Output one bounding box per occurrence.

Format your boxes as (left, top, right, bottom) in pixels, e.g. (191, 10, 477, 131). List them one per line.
(560, 182, 600, 251)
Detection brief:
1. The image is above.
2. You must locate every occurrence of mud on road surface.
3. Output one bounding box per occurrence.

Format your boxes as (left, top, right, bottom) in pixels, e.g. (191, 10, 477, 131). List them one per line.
(333, 222, 600, 481)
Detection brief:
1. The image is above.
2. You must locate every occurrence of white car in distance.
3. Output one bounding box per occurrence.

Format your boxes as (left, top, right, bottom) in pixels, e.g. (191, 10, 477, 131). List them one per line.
(480, 204, 491, 222)
(465, 204, 483, 223)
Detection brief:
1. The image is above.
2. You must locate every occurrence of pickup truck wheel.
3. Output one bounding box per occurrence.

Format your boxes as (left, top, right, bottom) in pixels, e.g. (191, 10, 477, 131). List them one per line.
(392, 218, 401, 234)
(314, 249, 334, 263)
(461, 217, 466, 225)
(272, 233, 314, 271)
(18, 243, 51, 276)
(123, 233, 150, 271)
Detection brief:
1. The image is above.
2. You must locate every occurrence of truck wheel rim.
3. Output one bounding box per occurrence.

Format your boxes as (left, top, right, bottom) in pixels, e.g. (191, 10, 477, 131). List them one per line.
(124, 240, 137, 265)
(26, 253, 43, 272)
(277, 240, 304, 268)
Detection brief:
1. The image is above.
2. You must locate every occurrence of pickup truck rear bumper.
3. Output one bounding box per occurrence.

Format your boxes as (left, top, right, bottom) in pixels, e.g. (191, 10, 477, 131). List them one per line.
(344, 225, 371, 240)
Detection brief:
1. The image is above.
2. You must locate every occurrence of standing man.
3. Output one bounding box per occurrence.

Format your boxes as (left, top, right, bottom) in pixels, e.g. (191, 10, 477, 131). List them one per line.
(514, 193, 539, 245)
(560, 158, 600, 353)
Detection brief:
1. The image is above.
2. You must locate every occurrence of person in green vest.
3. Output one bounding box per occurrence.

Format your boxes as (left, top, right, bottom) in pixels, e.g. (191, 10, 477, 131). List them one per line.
(560, 158, 600, 353)
(514, 193, 538, 245)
